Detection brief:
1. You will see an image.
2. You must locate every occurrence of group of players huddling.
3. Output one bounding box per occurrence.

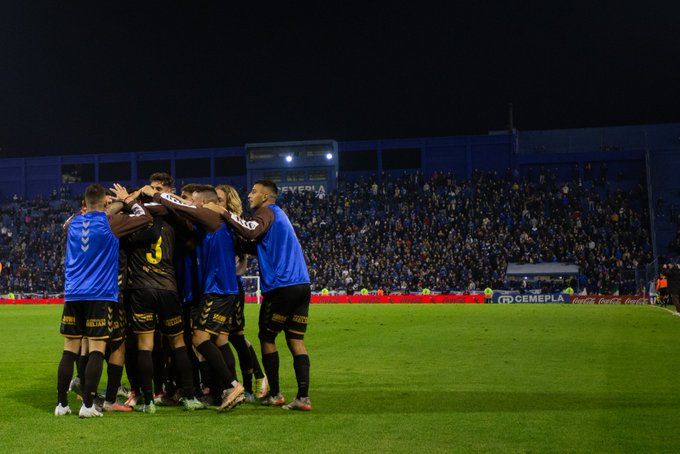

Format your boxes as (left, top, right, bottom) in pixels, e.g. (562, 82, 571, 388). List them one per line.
(54, 173, 312, 417)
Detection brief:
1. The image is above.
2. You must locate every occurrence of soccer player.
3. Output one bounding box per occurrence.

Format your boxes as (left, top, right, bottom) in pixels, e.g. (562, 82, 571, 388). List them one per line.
(207, 180, 312, 411)
(56, 184, 151, 418)
(216, 184, 268, 401)
(149, 185, 246, 411)
(124, 186, 206, 413)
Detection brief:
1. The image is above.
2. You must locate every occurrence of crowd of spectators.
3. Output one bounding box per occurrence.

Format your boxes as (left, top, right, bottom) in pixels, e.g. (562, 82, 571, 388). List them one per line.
(0, 170, 652, 296)
(0, 195, 78, 296)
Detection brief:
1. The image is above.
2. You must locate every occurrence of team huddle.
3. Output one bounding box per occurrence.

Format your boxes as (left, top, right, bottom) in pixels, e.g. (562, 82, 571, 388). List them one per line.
(54, 173, 312, 418)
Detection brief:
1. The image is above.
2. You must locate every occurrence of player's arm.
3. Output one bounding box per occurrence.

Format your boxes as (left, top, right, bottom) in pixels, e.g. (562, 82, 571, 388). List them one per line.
(143, 202, 169, 217)
(107, 201, 152, 238)
(126, 215, 163, 246)
(204, 204, 274, 240)
(150, 190, 222, 232)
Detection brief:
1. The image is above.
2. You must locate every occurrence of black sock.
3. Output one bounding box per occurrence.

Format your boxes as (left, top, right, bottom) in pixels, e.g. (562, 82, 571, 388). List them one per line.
(198, 360, 213, 392)
(76, 354, 88, 380)
(293, 354, 310, 399)
(218, 343, 237, 381)
(57, 350, 78, 407)
(172, 346, 195, 399)
(262, 352, 280, 396)
(196, 340, 235, 388)
(137, 350, 154, 405)
(105, 364, 124, 403)
(250, 344, 264, 379)
(124, 337, 139, 394)
(152, 347, 166, 395)
(83, 351, 104, 408)
(230, 334, 254, 391)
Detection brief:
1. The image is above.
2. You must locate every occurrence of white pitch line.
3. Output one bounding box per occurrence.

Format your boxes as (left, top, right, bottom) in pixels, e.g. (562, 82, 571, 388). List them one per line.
(648, 305, 680, 316)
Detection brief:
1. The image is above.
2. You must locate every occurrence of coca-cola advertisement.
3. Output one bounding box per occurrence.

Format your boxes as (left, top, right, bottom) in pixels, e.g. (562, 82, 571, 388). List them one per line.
(570, 295, 649, 305)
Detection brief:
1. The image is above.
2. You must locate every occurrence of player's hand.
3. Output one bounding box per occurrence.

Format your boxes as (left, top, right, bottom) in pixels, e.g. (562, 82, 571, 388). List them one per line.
(203, 202, 226, 214)
(140, 185, 157, 197)
(109, 183, 130, 201)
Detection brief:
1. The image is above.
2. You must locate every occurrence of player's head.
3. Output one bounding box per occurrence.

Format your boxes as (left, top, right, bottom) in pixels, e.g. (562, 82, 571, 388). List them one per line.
(83, 184, 107, 211)
(149, 172, 174, 193)
(216, 184, 243, 215)
(249, 180, 278, 210)
(192, 186, 219, 205)
(180, 183, 200, 202)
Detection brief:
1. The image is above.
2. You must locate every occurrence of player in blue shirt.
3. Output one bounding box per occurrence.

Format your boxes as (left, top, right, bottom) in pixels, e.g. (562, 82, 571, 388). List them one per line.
(207, 180, 312, 411)
(149, 185, 246, 411)
(56, 184, 151, 418)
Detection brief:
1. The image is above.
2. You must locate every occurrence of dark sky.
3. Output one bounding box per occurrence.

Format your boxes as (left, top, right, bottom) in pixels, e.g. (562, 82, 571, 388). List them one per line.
(1, 1, 679, 157)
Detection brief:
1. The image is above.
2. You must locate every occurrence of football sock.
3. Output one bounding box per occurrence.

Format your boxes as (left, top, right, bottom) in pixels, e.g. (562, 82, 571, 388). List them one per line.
(105, 364, 124, 403)
(262, 352, 280, 396)
(293, 354, 310, 399)
(172, 346, 195, 398)
(229, 334, 254, 391)
(218, 343, 237, 380)
(76, 353, 88, 380)
(83, 351, 104, 408)
(250, 344, 265, 379)
(137, 350, 154, 405)
(57, 350, 78, 407)
(196, 340, 235, 388)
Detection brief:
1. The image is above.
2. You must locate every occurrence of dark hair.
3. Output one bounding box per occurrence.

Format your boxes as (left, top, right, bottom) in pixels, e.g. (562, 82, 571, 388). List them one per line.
(180, 183, 201, 194)
(84, 184, 107, 206)
(194, 186, 219, 203)
(149, 172, 174, 188)
(254, 179, 278, 195)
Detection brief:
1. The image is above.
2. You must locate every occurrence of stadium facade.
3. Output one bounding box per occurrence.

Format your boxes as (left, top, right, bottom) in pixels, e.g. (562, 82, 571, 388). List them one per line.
(1, 123, 678, 257)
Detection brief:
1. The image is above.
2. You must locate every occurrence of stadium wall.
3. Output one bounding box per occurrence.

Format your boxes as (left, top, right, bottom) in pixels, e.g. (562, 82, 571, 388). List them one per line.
(0, 124, 676, 200)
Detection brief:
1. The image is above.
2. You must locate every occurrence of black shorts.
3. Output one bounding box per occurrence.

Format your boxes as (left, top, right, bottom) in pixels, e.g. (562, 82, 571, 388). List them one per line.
(60, 300, 112, 340)
(109, 294, 126, 342)
(229, 290, 246, 333)
(191, 293, 236, 336)
(259, 284, 311, 341)
(127, 288, 184, 336)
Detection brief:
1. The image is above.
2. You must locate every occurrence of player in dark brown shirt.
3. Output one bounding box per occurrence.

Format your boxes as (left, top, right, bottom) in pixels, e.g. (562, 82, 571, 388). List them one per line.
(123, 190, 206, 412)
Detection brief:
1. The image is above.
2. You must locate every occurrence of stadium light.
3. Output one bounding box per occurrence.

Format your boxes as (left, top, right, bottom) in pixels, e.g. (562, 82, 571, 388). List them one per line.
(326, 153, 333, 160)
(285, 155, 293, 162)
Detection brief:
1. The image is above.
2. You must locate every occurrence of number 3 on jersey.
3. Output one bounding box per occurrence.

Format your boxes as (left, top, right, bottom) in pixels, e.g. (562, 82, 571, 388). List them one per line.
(146, 236, 163, 264)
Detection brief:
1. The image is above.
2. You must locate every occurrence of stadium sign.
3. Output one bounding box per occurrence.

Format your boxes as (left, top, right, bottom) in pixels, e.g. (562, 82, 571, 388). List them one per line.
(279, 184, 326, 195)
(493, 293, 569, 304)
(570, 295, 648, 305)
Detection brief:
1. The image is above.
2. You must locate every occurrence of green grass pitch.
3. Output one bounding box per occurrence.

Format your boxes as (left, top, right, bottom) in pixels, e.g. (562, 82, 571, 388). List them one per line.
(0, 304, 679, 452)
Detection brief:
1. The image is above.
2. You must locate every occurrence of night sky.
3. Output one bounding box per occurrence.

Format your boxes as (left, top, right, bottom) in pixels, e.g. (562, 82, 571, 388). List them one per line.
(1, 2, 678, 157)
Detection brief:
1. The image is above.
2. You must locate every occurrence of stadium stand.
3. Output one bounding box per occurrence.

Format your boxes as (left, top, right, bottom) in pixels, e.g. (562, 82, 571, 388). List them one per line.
(0, 170, 651, 296)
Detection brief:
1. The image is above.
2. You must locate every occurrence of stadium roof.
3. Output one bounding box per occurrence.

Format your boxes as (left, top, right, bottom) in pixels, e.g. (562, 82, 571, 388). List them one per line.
(506, 262, 579, 277)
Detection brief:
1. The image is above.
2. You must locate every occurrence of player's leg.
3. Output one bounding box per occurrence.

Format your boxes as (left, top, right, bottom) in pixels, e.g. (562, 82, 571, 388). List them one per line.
(247, 339, 267, 398)
(258, 289, 285, 406)
(79, 300, 112, 418)
(103, 301, 131, 412)
(56, 302, 82, 415)
(229, 330, 255, 398)
(160, 292, 205, 410)
(216, 332, 237, 381)
(128, 289, 158, 413)
(282, 284, 312, 411)
(191, 295, 243, 411)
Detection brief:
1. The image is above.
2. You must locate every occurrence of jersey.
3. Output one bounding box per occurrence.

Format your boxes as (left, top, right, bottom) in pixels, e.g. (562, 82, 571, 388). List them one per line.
(221, 204, 310, 293)
(153, 192, 239, 296)
(64, 202, 151, 301)
(127, 216, 177, 292)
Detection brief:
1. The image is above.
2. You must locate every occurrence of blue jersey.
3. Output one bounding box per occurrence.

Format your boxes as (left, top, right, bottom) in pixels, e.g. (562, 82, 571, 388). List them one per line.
(64, 212, 119, 302)
(256, 205, 310, 293)
(195, 223, 239, 295)
(175, 247, 201, 304)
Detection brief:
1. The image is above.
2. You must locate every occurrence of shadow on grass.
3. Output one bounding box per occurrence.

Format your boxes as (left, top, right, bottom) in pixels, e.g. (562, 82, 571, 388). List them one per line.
(315, 389, 680, 414)
(10, 375, 680, 416)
